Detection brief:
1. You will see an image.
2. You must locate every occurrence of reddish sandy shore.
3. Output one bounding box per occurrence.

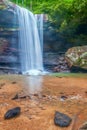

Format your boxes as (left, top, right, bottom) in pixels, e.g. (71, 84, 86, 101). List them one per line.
(0, 75, 87, 130)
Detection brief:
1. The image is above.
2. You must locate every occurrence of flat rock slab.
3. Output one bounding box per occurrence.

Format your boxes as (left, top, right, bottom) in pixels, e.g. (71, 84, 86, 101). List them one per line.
(54, 111, 72, 127)
(4, 107, 21, 119)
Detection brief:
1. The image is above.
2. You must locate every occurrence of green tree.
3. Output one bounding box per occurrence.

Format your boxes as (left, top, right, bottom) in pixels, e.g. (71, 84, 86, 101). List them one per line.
(11, 0, 87, 46)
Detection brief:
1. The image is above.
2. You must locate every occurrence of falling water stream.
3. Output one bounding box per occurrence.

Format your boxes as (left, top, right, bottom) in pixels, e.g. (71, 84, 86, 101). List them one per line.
(35, 14, 43, 52)
(1, 1, 45, 97)
(16, 6, 44, 75)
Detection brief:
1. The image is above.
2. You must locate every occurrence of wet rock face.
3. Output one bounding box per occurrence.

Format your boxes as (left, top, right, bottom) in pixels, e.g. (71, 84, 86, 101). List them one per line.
(4, 107, 21, 119)
(0, 3, 20, 72)
(54, 111, 72, 127)
(44, 53, 70, 72)
(0, 55, 18, 63)
(65, 46, 87, 70)
(0, 38, 8, 54)
(0, 38, 18, 63)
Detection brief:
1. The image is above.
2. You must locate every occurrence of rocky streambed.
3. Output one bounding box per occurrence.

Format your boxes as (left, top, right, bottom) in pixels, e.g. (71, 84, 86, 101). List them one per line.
(0, 75, 87, 130)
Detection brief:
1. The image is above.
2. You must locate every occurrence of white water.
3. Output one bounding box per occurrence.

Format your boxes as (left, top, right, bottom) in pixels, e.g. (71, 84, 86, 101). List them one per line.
(35, 14, 43, 52)
(16, 6, 43, 75)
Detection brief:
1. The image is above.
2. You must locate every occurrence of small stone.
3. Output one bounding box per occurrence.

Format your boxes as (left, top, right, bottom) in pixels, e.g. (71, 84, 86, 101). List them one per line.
(12, 82, 17, 84)
(42, 94, 47, 97)
(4, 107, 21, 119)
(54, 111, 72, 127)
(19, 95, 27, 99)
(60, 92, 64, 94)
(33, 93, 39, 97)
(11, 94, 18, 100)
(79, 122, 87, 130)
(85, 91, 87, 94)
(60, 95, 67, 100)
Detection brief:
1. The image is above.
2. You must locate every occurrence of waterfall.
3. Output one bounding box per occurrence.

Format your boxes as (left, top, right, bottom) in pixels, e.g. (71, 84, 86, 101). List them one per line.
(35, 14, 43, 52)
(16, 6, 43, 75)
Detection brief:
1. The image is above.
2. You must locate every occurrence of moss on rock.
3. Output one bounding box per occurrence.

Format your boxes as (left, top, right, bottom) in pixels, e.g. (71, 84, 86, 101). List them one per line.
(65, 46, 87, 69)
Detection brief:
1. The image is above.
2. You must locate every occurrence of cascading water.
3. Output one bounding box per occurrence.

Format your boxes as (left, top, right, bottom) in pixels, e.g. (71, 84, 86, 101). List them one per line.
(16, 6, 44, 75)
(35, 14, 43, 52)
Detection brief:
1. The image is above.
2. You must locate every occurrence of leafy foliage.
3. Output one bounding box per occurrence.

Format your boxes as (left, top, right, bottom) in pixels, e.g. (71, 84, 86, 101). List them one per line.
(11, 0, 87, 46)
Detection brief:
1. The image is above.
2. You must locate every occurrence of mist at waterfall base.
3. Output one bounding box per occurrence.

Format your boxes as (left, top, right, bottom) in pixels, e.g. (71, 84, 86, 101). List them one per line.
(24, 76, 43, 96)
(16, 6, 46, 75)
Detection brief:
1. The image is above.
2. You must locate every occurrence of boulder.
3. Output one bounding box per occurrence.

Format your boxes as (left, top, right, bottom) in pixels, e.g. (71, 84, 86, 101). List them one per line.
(65, 46, 87, 70)
(4, 107, 21, 119)
(54, 111, 72, 127)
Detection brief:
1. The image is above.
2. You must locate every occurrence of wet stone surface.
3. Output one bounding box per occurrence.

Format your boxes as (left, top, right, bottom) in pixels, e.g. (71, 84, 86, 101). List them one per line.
(4, 107, 21, 119)
(54, 111, 72, 127)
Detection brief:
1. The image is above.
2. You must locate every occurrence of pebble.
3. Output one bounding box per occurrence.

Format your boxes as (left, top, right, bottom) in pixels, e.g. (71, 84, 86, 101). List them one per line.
(11, 81, 17, 84)
(60, 95, 68, 100)
(42, 94, 47, 97)
(11, 94, 18, 100)
(33, 93, 39, 97)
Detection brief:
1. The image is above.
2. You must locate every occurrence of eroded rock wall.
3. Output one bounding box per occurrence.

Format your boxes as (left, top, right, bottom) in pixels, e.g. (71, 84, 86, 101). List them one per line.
(0, 2, 19, 65)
